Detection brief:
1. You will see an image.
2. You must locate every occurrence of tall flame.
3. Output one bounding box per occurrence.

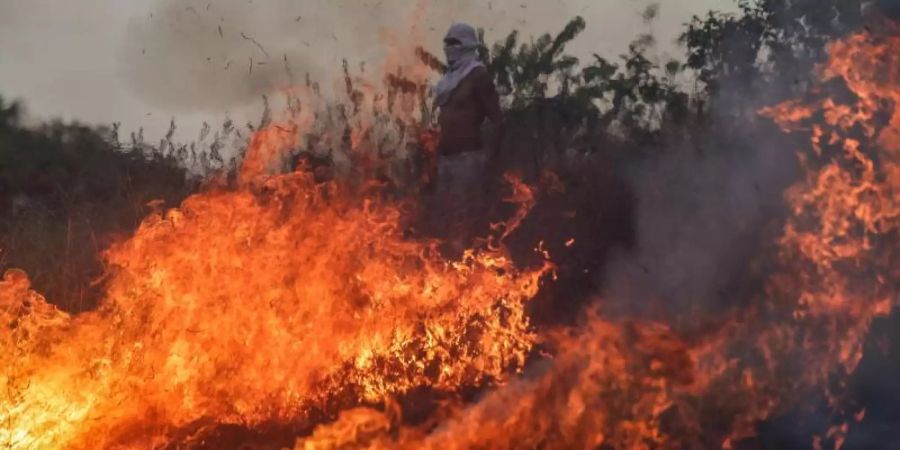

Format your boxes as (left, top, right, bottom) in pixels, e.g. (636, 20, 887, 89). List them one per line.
(293, 26, 899, 450)
(0, 95, 548, 450)
(1, 17, 897, 450)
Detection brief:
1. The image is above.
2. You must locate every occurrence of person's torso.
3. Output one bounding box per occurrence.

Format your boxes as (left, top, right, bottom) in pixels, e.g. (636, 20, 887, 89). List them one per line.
(437, 68, 488, 156)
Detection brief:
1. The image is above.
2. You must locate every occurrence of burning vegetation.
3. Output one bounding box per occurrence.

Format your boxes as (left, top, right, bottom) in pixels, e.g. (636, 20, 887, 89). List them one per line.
(1, 2, 898, 449)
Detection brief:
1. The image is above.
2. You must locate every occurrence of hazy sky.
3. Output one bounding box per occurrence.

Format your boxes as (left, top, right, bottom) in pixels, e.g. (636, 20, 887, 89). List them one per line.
(0, 0, 736, 139)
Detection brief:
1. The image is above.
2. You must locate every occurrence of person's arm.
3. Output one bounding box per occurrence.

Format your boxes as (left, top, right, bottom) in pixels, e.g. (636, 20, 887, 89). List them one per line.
(473, 68, 505, 161)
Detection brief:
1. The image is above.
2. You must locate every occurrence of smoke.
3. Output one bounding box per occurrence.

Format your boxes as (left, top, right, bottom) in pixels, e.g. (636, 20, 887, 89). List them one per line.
(600, 95, 801, 326)
(117, 0, 489, 112)
(118, 0, 344, 111)
(0, 0, 734, 139)
(0, 1, 19, 28)
(598, 7, 891, 329)
(116, 0, 685, 113)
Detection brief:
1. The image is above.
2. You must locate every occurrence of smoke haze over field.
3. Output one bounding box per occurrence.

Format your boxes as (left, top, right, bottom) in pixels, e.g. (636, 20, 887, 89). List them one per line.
(602, 120, 800, 323)
(0, 0, 735, 140)
(2, 1, 898, 447)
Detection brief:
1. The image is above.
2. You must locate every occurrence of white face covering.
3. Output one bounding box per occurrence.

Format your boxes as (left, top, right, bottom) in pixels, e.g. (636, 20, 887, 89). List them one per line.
(444, 44, 473, 66)
(434, 23, 484, 107)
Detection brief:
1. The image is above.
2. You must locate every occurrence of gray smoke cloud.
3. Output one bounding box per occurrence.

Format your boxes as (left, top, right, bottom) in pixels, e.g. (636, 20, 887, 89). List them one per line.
(120, 0, 356, 111)
(0, 0, 736, 138)
(115, 0, 728, 113)
(601, 108, 801, 325)
(116, 0, 497, 112)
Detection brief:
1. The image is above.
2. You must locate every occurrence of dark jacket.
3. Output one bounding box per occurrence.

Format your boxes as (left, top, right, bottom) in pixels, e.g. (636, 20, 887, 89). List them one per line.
(437, 66, 504, 157)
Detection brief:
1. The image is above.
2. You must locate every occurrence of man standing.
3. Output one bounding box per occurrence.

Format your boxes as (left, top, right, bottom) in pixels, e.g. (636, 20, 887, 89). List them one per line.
(429, 22, 505, 254)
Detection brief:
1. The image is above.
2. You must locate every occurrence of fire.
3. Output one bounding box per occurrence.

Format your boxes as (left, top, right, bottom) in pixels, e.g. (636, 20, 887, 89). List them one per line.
(2, 13, 897, 450)
(5, 3, 532, 446)
(0, 95, 548, 449)
(294, 25, 899, 450)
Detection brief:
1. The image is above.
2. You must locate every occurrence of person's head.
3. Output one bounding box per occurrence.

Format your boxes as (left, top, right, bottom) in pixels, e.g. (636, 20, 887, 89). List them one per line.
(443, 22, 479, 66)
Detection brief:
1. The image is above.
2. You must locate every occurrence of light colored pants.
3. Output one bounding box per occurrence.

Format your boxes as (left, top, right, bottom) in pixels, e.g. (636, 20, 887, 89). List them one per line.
(430, 151, 487, 250)
(436, 151, 486, 197)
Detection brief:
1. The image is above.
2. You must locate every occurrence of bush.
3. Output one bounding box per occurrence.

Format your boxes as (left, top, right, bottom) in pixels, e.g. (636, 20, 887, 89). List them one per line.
(0, 97, 195, 311)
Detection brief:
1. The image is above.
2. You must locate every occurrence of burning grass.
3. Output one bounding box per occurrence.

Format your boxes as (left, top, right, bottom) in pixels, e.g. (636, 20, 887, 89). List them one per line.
(1, 8, 898, 450)
(291, 26, 899, 450)
(0, 128, 549, 449)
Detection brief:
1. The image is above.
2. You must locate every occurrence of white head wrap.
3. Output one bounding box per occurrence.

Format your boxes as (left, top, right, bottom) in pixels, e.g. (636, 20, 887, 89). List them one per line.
(434, 23, 484, 107)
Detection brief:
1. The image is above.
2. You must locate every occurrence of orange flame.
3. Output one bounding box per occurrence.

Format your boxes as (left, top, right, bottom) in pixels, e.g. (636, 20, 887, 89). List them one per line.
(293, 26, 899, 450)
(0, 28, 549, 447)
(0, 138, 548, 449)
(2, 17, 897, 450)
